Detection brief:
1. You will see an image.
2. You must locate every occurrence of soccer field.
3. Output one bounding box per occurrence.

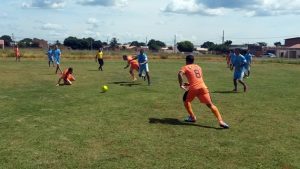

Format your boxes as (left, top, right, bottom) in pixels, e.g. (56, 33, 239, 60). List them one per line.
(0, 58, 299, 169)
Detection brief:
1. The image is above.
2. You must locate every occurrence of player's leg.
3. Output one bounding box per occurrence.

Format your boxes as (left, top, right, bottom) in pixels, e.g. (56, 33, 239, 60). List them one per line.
(233, 78, 238, 92)
(145, 64, 150, 85)
(238, 79, 247, 92)
(99, 59, 104, 71)
(206, 103, 229, 128)
(64, 79, 72, 85)
(183, 90, 197, 122)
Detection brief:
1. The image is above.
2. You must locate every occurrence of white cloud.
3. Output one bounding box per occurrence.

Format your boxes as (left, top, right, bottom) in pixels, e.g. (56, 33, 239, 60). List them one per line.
(41, 23, 63, 30)
(22, 0, 66, 9)
(86, 18, 99, 28)
(78, 0, 128, 7)
(163, 0, 300, 16)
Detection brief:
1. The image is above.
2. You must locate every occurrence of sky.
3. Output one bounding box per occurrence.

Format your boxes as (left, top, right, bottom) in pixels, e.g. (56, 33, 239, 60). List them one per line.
(1, 0, 300, 46)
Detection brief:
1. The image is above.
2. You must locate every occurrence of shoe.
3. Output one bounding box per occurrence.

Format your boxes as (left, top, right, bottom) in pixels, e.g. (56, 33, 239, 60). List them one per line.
(219, 122, 229, 129)
(184, 116, 196, 123)
(132, 78, 137, 81)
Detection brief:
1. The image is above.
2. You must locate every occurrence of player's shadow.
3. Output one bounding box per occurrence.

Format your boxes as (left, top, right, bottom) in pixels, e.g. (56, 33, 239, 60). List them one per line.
(212, 90, 238, 94)
(148, 118, 224, 130)
(109, 81, 142, 87)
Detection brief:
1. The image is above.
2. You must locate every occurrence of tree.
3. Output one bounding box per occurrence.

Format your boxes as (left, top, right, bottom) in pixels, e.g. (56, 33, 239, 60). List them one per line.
(130, 41, 146, 47)
(93, 40, 103, 49)
(224, 40, 232, 46)
(257, 42, 267, 47)
(274, 42, 282, 47)
(201, 41, 215, 49)
(147, 39, 166, 51)
(18, 38, 33, 48)
(0, 35, 12, 46)
(177, 41, 194, 52)
(110, 37, 118, 50)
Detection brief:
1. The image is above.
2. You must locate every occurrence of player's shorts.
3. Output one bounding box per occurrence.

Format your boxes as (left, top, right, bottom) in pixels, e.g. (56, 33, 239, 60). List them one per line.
(244, 64, 250, 71)
(55, 57, 60, 65)
(98, 58, 104, 66)
(234, 71, 244, 80)
(139, 64, 149, 74)
(130, 64, 139, 71)
(183, 88, 212, 104)
(48, 56, 53, 61)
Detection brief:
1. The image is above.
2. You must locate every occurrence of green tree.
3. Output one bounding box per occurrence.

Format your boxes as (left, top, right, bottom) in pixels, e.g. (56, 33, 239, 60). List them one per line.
(224, 40, 232, 46)
(177, 41, 194, 52)
(18, 38, 33, 48)
(0, 35, 13, 46)
(110, 37, 118, 50)
(257, 42, 267, 46)
(147, 39, 166, 51)
(201, 41, 215, 49)
(274, 42, 281, 47)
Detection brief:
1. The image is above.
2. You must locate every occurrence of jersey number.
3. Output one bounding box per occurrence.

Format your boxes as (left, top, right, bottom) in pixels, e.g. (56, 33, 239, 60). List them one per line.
(194, 70, 201, 78)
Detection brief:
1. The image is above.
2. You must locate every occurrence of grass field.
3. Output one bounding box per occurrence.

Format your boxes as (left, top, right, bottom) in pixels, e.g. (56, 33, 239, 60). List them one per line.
(0, 57, 299, 169)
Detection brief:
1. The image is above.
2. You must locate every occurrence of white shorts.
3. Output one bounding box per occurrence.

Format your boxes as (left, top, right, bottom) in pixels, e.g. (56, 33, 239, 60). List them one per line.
(139, 64, 149, 75)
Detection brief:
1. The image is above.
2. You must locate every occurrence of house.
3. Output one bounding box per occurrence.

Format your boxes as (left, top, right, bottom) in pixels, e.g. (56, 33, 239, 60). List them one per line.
(285, 37, 300, 47)
(33, 38, 48, 48)
(277, 44, 300, 59)
(0, 40, 4, 49)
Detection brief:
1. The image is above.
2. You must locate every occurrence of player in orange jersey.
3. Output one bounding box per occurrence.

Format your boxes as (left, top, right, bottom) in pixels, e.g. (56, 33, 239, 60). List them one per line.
(123, 55, 140, 81)
(178, 55, 229, 128)
(14, 45, 21, 62)
(56, 67, 75, 86)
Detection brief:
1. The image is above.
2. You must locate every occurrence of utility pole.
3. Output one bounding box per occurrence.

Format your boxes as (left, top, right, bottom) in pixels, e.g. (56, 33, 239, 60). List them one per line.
(174, 34, 177, 53)
(145, 36, 148, 45)
(222, 30, 225, 44)
(12, 33, 15, 46)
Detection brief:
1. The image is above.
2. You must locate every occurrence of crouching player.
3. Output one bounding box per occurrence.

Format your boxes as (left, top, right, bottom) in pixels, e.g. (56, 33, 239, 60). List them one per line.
(178, 55, 229, 128)
(123, 55, 139, 81)
(56, 67, 75, 86)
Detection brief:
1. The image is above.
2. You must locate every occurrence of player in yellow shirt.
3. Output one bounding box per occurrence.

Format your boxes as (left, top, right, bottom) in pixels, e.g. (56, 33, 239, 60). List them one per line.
(95, 48, 104, 71)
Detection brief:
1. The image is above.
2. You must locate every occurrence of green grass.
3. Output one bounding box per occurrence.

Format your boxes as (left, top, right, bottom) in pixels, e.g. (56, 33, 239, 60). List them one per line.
(0, 58, 299, 169)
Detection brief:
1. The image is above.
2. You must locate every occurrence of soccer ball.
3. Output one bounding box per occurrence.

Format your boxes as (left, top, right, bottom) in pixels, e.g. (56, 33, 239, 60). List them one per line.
(102, 85, 108, 92)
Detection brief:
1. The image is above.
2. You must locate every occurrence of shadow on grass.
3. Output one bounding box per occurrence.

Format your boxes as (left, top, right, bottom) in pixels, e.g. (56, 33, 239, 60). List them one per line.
(149, 118, 224, 130)
(109, 81, 142, 87)
(212, 90, 239, 94)
(87, 70, 100, 71)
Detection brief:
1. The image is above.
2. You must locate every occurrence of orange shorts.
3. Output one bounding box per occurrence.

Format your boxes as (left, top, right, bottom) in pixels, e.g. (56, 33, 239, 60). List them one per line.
(130, 64, 139, 71)
(183, 88, 212, 104)
(67, 75, 75, 81)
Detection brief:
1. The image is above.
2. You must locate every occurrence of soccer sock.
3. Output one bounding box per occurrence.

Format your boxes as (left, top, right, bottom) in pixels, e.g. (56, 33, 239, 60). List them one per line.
(210, 105, 223, 122)
(184, 102, 196, 120)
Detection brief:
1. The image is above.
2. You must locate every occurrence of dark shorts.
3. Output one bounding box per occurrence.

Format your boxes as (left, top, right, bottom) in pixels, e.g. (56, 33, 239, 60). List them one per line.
(98, 59, 104, 66)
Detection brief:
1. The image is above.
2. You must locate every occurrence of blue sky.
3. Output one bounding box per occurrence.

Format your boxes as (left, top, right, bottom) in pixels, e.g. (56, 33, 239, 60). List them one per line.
(1, 0, 300, 46)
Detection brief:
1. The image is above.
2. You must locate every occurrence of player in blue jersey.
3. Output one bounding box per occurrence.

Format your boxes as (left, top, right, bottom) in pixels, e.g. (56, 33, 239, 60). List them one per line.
(134, 49, 151, 85)
(229, 50, 236, 71)
(53, 45, 62, 74)
(232, 49, 247, 92)
(46, 46, 54, 67)
(244, 50, 252, 78)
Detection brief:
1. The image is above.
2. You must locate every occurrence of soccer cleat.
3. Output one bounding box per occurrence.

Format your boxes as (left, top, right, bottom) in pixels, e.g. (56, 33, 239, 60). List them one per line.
(219, 122, 229, 129)
(184, 116, 196, 123)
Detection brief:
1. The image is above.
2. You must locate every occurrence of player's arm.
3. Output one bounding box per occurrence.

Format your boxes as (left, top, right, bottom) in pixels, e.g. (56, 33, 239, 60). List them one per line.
(95, 54, 98, 62)
(178, 71, 188, 91)
(124, 63, 129, 69)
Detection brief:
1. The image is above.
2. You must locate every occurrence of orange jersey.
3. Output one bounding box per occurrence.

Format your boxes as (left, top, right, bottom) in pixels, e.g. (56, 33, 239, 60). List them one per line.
(62, 69, 71, 80)
(14, 48, 20, 57)
(127, 56, 139, 69)
(180, 64, 207, 90)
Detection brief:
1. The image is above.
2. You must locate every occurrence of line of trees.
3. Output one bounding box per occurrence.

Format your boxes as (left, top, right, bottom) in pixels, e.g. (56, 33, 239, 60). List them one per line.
(2, 34, 280, 53)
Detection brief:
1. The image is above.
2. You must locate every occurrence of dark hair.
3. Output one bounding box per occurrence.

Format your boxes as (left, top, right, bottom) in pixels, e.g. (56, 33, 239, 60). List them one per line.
(186, 55, 194, 64)
(122, 55, 127, 60)
(68, 67, 73, 73)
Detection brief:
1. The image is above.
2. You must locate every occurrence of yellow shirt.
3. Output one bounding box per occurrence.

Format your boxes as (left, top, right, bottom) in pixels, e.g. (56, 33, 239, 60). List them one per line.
(96, 51, 103, 59)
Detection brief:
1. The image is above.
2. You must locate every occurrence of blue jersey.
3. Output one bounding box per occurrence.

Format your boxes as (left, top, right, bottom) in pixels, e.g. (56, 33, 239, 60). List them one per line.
(233, 54, 247, 73)
(47, 50, 53, 57)
(54, 49, 61, 59)
(244, 53, 252, 65)
(137, 53, 148, 64)
(230, 52, 236, 64)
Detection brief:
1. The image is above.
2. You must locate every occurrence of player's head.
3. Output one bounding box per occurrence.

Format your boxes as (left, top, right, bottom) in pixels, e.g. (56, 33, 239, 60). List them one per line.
(99, 48, 103, 52)
(185, 55, 194, 64)
(234, 48, 240, 55)
(55, 45, 58, 49)
(140, 49, 144, 54)
(68, 67, 73, 74)
(122, 55, 128, 60)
